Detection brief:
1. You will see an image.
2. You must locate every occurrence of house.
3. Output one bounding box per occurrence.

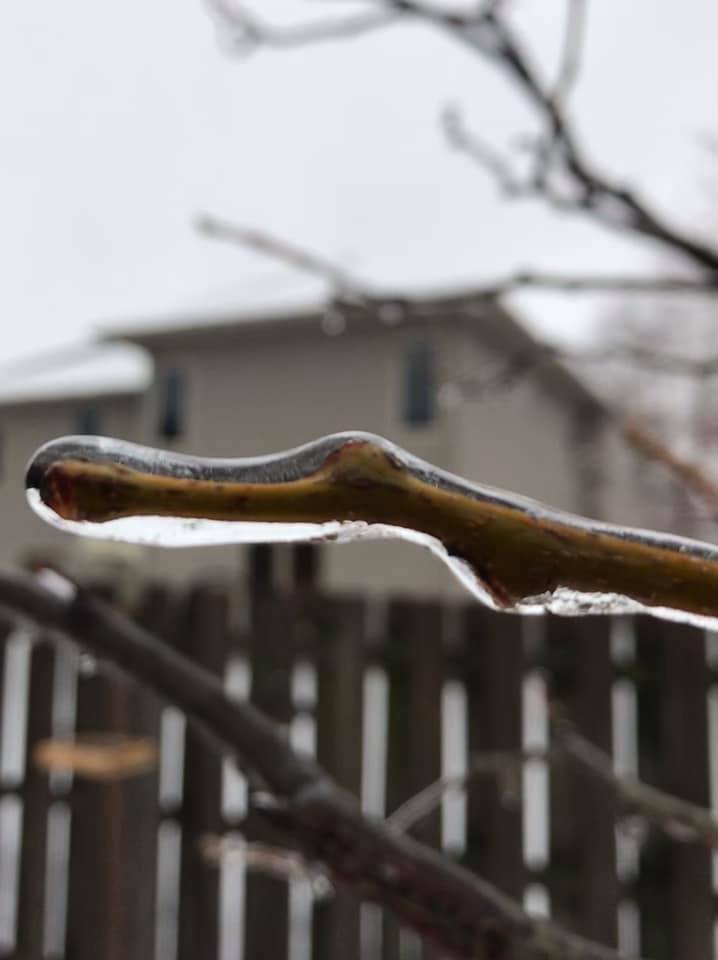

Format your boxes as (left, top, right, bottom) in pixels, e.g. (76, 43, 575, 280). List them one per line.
(0, 291, 658, 596)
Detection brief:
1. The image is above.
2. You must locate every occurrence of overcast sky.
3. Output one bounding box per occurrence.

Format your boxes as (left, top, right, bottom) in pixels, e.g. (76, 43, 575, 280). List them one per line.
(2, 0, 718, 375)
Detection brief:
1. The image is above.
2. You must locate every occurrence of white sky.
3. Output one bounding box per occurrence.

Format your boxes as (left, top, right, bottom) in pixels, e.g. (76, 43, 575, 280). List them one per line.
(2, 0, 718, 378)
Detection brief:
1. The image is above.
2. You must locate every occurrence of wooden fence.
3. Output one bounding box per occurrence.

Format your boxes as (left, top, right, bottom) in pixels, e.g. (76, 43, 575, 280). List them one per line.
(0, 583, 716, 960)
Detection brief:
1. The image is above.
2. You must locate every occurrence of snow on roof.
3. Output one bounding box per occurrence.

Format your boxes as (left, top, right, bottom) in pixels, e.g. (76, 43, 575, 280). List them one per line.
(100, 275, 330, 343)
(0, 342, 152, 407)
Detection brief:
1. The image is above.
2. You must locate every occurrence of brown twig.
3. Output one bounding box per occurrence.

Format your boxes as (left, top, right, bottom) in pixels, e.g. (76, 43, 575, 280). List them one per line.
(389, 728, 718, 850)
(622, 419, 718, 518)
(0, 569, 637, 960)
(198, 214, 718, 522)
(387, 748, 550, 833)
(554, 721, 718, 848)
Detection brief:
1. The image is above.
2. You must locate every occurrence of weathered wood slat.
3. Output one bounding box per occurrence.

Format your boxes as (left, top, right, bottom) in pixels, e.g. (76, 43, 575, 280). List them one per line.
(65, 666, 138, 960)
(545, 615, 617, 946)
(312, 597, 365, 960)
(635, 617, 713, 960)
(382, 600, 443, 960)
(177, 586, 227, 960)
(243, 592, 292, 960)
(15, 639, 55, 960)
(463, 607, 524, 899)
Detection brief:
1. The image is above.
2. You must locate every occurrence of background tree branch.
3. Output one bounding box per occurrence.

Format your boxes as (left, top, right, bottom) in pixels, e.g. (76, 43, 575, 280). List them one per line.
(0, 568, 637, 960)
(206, 0, 718, 277)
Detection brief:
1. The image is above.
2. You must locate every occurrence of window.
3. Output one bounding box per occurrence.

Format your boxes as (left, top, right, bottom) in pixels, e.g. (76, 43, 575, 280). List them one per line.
(158, 368, 185, 440)
(76, 406, 100, 435)
(402, 343, 435, 426)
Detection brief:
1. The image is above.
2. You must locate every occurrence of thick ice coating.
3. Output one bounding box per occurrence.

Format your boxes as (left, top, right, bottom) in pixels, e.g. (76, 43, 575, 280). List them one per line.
(25, 431, 718, 628)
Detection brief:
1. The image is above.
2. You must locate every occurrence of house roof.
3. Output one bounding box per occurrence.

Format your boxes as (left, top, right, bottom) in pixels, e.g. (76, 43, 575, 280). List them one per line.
(0, 342, 152, 410)
(102, 287, 607, 419)
(0, 289, 605, 418)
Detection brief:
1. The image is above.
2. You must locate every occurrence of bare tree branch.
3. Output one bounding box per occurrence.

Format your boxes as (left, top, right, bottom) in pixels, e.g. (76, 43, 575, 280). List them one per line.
(387, 724, 718, 850)
(552, 0, 588, 109)
(0, 569, 637, 960)
(197, 214, 718, 303)
(554, 719, 718, 848)
(196, 214, 371, 305)
(194, 216, 718, 520)
(26, 433, 718, 625)
(387, 749, 546, 833)
(215, 0, 718, 274)
(204, 0, 397, 54)
(622, 419, 718, 517)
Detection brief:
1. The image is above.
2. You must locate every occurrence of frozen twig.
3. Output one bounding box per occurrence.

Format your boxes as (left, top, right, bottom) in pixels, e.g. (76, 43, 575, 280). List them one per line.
(25, 433, 718, 624)
(389, 725, 718, 850)
(554, 719, 718, 848)
(196, 214, 372, 306)
(387, 748, 549, 833)
(213, 0, 718, 274)
(0, 569, 637, 960)
(551, 0, 588, 109)
(204, 0, 397, 54)
(622, 419, 718, 518)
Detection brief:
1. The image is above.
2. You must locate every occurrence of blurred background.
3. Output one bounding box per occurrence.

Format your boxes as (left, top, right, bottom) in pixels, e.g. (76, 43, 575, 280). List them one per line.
(2, 2, 718, 958)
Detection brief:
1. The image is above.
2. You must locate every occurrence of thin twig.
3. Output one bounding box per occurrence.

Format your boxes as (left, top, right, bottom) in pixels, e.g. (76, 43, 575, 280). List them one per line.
(552, 0, 588, 109)
(0, 569, 637, 960)
(388, 748, 551, 833)
(197, 215, 718, 303)
(227, 0, 718, 273)
(196, 214, 372, 305)
(389, 728, 718, 850)
(204, 0, 397, 54)
(622, 419, 718, 518)
(555, 721, 718, 848)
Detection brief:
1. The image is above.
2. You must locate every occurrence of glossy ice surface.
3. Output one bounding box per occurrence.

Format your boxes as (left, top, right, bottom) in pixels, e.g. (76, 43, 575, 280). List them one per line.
(25, 431, 718, 629)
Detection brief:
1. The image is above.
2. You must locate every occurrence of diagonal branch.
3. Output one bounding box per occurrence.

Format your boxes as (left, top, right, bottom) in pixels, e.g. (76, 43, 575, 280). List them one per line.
(25, 433, 718, 626)
(551, 0, 588, 110)
(388, 728, 718, 850)
(197, 214, 718, 301)
(214, 0, 718, 274)
(204, 0, 397, 54)
(196, 214, 373, 306)
(0, 569, 636, 960)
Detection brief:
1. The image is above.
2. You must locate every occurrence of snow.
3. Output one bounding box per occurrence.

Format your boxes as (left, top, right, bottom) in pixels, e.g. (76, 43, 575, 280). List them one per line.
(0, 343, 151, 405)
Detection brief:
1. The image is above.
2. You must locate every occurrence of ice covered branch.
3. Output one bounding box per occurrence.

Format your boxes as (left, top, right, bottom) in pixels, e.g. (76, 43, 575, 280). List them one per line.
(198, 215, 718, 301)
(0, 569, 634, 960)
(24, 432, 718, 628)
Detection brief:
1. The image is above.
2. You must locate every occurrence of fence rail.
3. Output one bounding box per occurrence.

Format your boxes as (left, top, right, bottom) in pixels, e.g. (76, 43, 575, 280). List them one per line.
(0, 583, 716, 959)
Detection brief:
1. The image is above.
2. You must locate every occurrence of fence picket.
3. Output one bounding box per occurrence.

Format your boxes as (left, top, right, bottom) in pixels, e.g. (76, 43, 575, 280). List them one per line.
(544, 615, 617, 945)
(243, 592, 293, 960)
(4, 582, 718, 960)
(635, 617, 713, 960)
(382, 600, 443, 960)
(463, 607, 524, 899)
(15, 639, 55, 960)
(176, 586, 227, 960)
(312, 597, 365, 960)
